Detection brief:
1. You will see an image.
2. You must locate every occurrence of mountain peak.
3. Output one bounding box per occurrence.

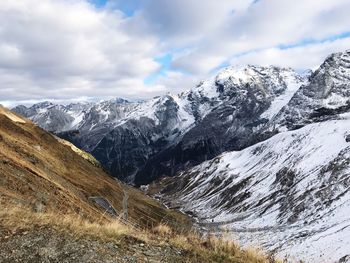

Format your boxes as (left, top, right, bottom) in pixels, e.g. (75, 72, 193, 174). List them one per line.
(316, 49, 350, 88)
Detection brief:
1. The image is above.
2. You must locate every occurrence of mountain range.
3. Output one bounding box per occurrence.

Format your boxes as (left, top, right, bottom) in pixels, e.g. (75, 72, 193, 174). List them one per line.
(13, 64, 307, 185)
(12, 50, 350, 262)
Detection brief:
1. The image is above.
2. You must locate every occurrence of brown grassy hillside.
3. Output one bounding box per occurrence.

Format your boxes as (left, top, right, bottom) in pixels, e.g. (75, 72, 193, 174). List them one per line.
(0, 105, 189, 228)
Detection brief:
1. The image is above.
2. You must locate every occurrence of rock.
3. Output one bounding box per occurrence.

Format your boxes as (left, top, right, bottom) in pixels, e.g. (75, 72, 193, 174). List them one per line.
(346, 134, 350, 142)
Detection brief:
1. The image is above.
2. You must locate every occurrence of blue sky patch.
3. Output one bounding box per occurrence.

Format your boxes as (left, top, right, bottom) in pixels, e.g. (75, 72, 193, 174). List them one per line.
(89, 0, 107, 8)
(278, 31, 350, 50)
(144, 54, 173, 85)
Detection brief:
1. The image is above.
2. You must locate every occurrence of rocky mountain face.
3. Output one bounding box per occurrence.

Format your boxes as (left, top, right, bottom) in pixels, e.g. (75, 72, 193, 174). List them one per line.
(135, 66, 305, 185)
(151, 50, 350, 262)
(13, 65, 306, 184)
(269, 51, 350, 130)
(13, 101, 93, 133)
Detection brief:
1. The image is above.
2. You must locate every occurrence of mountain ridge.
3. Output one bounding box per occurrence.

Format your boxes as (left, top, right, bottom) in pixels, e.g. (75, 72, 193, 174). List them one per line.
(12, 64, 307, 184)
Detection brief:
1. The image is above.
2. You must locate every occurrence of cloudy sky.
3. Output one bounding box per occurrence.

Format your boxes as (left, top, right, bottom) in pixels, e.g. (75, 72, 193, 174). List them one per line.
(0, 0, 350, 106)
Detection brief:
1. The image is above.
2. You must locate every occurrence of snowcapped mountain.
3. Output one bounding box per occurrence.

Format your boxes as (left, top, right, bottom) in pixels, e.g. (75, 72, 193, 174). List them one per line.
(135, 66, 306, 185)
(153, 50, 350, 262)
(272, 50, 350, 131)
(12, 101, 94, 132)
(13, 65, 306, 183)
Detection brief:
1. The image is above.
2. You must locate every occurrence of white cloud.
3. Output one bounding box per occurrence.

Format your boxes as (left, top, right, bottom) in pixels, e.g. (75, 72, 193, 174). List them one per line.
(229, 37, 350, 70)
(137, 0, 253, 40)
(0, 0, 162, 102)
(152, 71, 199, 96)
(0, 0, 349, 105)
(171, 0, 350, 74)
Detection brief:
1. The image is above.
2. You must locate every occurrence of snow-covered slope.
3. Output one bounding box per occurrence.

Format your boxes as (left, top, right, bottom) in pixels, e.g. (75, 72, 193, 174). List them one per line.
(158, 118, 350, 262)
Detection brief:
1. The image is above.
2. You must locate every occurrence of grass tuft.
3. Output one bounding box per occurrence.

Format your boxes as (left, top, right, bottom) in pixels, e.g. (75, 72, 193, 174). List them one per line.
(152, 223, 173, 237)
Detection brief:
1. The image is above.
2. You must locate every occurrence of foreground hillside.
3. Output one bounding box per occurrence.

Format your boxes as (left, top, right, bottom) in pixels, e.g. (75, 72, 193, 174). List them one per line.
(0, 106, 276, 263)
(0, 205, 278, 263)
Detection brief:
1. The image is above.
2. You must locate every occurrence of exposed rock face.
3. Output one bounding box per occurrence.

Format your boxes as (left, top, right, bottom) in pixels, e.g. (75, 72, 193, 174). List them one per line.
(273, 50, 350, 130)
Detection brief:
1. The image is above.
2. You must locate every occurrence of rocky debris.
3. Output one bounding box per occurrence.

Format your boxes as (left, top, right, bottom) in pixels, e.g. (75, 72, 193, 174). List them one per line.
(0, 225, 187, 263)
(339, 255, 350, 263)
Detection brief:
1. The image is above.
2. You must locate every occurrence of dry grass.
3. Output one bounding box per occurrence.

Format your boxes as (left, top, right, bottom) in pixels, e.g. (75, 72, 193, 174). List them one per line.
(0, 205, 280, 263)
(171, 231, 278, 263)
(152, 223, 173, 236)
(0, 205, 147, 243)
(55, 136, 101, 167)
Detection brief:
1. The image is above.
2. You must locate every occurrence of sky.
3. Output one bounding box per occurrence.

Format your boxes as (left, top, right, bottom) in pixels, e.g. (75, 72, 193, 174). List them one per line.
(0, 0, 350, 107)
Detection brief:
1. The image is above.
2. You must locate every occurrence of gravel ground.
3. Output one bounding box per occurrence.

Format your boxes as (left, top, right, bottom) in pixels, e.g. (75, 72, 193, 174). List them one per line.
(0, 225, 192, 263)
